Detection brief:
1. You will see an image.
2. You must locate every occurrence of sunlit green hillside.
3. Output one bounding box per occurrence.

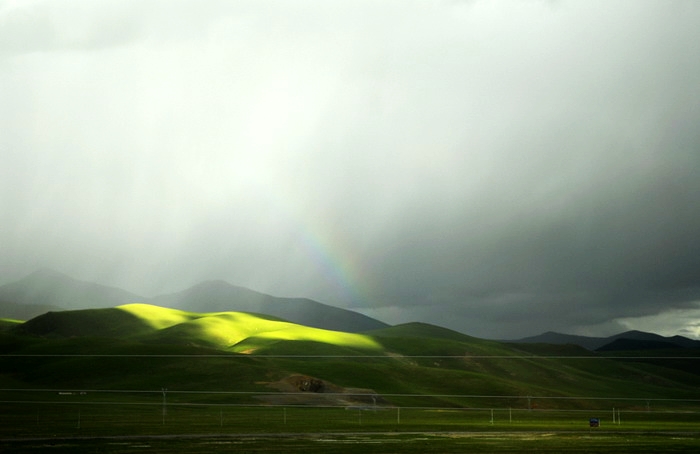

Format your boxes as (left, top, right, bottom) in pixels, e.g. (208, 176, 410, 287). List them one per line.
(124, 303, 382, 351)
(16, 303, 382, 353)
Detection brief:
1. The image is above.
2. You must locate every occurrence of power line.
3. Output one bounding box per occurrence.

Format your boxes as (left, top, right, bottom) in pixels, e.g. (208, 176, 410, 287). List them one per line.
(2, 354, 699, 359)
(1, 388, 698, 402)
(3, 399, 699, 413)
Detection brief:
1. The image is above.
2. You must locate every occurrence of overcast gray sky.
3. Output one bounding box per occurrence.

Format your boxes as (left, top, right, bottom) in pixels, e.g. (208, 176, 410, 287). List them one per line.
(2, 0, 700, 339)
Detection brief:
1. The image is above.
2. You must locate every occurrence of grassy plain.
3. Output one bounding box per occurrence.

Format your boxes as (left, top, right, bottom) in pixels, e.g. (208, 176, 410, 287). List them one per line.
(3, 433, 700, 454)
(3, 305, 700, 451)
(1, 403, 699, 453)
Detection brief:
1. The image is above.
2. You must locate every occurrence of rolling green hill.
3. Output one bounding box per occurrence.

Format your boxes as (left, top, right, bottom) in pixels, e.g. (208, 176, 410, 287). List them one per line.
(16, 303, 383, 353)
(2, 304, 699, 411)
(0, 318, 22, 332)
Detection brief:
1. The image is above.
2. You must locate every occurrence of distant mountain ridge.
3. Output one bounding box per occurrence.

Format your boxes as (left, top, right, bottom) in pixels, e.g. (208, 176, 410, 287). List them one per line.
(511, 330, 700, 351)
(0, 300, 62, 321)
(0, 269, 388, 333)
(4, 269, 698, 344)
(148, 280, 388, 333)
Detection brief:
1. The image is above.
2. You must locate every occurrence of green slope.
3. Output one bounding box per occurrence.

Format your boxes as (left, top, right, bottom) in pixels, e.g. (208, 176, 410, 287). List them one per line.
(120, 303, 382, 352)
(366, 322, 482, 342)
(15, 303, 382, 353)
(3, 304, 699, 410)
(16, 307, 154, 338)
(0, 318, 22, 332)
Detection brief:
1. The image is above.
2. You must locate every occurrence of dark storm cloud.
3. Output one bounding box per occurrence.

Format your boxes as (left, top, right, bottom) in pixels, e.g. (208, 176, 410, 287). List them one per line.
(2, 0, 700, 339)
(359, 133, 700, 337)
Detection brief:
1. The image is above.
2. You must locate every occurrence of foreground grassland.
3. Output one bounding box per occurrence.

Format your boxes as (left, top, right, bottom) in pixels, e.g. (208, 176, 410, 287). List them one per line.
(1, 404, 699, 452)
(2, 403, 700, 434)
(3, 433, 700, 454)
(3, 305, 700, 451)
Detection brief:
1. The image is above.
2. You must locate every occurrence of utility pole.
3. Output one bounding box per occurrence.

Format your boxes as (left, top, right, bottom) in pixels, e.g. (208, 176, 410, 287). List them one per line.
(162, 388, 168, 425)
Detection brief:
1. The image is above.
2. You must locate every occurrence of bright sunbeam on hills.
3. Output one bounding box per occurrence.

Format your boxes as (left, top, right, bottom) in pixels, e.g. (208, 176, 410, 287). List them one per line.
(116, 303, 382, 352)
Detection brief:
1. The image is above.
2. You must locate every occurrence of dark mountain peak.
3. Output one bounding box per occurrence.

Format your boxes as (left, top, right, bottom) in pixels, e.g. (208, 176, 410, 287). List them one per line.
(596, 338, 684, 352)
(601, 330, 700, 350)
(510, 331, 608, 350)
(613, 330, 657, 339)
(149, 281, 388, 333)
(668, 335, 700, 348)
(154, 280, 271, 308)
(512, 329, 700, 352)
(607, 330, 678, 345)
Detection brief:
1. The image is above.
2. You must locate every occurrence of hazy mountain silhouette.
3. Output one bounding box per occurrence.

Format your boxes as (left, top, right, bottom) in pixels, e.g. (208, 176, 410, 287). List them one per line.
(148, 280, 389, 333)
(0, 270, 388, 332)
(0, 268, 143, 315)
(0, 300, 62, 321)
(510, 331, 609, 350)
(512, 329, 700, 351)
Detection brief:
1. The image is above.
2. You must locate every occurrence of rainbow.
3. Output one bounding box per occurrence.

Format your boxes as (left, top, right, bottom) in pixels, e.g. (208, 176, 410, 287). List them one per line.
(293, 218, 367, 308)
(258, 184, 368, 308)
